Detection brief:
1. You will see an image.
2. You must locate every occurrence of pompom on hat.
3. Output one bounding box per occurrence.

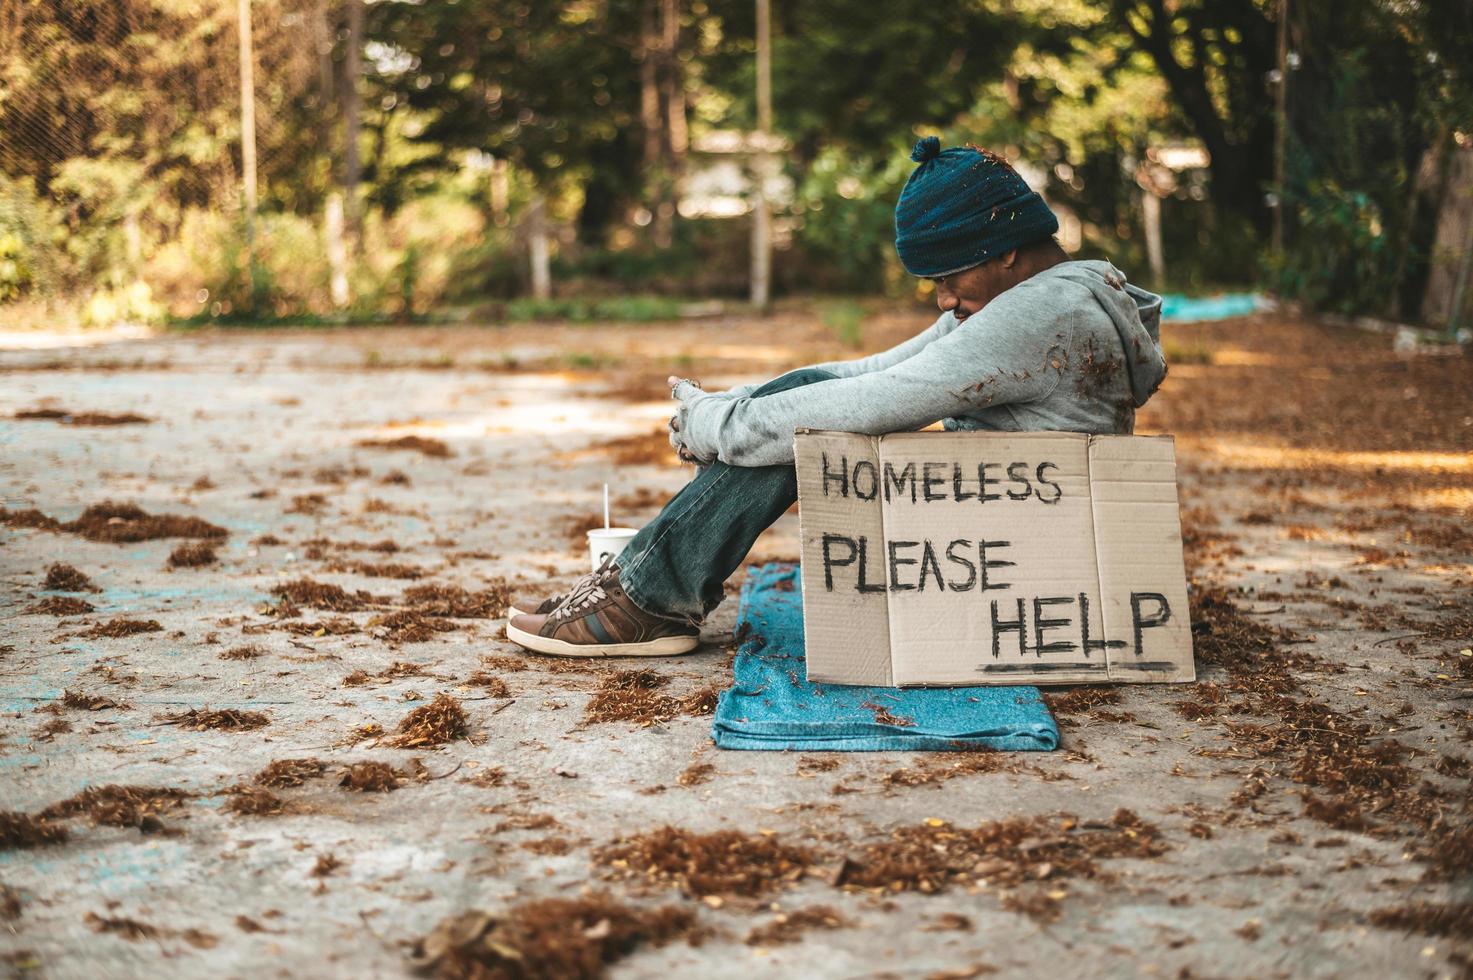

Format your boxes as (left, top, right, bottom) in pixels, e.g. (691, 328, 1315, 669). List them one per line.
(894, 136, 1059, 278)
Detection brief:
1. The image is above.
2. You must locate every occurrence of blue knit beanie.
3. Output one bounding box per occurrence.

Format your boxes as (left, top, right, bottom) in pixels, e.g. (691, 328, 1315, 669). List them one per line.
(894, 136, 1059, 278)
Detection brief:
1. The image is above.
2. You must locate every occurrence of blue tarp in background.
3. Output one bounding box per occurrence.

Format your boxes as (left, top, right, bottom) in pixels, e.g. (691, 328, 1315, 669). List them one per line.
(1160, 292, 1262, 322)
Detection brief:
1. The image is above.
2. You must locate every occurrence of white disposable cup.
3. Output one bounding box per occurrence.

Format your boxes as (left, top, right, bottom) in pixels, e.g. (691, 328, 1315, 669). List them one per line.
(587, 527, 639, 572)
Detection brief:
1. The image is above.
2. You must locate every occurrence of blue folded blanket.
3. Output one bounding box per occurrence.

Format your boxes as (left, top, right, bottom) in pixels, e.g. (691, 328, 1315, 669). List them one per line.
(712, 563, 1060, 751)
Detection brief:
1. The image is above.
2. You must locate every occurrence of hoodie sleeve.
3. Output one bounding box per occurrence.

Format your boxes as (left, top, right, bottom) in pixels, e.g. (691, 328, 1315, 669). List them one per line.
(706, 313, 957, 401)
(673, 287, 1070, 466)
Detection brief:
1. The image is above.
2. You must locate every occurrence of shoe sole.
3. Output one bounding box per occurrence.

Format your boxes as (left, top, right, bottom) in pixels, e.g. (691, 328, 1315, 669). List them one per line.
(504, 621, 700, 658)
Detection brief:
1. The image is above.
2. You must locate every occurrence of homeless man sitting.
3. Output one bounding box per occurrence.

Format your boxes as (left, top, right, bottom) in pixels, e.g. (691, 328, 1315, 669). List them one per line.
(505, 136, 1168, 658)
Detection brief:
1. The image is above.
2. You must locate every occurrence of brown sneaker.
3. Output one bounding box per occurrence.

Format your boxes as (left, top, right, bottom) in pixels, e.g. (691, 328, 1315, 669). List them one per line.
(504, 566, 699, 657)
(507, 592, 563, 620)
(507, 556, 615, 618)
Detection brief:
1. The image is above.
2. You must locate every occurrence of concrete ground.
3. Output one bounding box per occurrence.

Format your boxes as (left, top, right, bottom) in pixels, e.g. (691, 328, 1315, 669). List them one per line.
(1, 309, 1469, 979)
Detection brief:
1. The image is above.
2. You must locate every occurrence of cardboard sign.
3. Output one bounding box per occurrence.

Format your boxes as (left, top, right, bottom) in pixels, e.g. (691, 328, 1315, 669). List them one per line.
(794, 429, 1195, 687)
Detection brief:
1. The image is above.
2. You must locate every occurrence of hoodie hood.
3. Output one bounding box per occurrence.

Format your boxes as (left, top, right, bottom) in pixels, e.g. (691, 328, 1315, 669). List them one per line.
(1045, 259, 1167, 407)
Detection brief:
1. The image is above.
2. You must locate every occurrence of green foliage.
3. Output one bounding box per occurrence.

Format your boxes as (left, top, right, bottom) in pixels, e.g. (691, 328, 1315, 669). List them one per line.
(0, 176, 62, 299)
(504, 296, 687, 323)
(1162, 341, 1214, 365)
(821, 300, 868, 349)
(789, 148, 909, 294)
(2, 0, 1468, 326)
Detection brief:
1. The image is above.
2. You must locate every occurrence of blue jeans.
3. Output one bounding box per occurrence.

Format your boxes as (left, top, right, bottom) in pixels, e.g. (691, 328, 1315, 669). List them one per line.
(616, 367, 839, 622)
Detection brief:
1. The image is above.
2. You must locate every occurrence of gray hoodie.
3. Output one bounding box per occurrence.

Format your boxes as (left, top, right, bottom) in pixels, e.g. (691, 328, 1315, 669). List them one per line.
(671, 259, 1167, 467)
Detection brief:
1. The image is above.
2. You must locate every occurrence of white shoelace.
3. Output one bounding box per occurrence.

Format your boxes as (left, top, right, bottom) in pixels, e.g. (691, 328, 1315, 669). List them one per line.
(549, 556, 618, 622)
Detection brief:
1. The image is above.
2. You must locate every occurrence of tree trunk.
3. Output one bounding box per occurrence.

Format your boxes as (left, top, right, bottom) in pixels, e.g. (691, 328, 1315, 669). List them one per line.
(653, 0, 685, 249)
(528, 193, 551, 301)
(342, 0, 363, 241)
(325, 192, 350, 308)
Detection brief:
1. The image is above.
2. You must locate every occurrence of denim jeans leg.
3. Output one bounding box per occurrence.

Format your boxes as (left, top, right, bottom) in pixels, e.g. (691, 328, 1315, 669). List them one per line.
(615, 367, 840, 622)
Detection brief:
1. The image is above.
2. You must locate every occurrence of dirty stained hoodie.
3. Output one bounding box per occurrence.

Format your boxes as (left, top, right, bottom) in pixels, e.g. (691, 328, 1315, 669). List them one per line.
(670, 259, 1168, 468)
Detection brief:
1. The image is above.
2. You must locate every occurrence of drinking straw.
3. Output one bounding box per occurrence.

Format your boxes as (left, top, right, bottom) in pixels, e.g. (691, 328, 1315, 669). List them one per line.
(603, 483, 610, 530)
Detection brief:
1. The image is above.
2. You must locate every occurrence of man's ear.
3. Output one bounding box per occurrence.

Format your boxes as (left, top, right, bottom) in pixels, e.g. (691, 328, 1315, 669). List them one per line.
(1001, 248, 1019, 269)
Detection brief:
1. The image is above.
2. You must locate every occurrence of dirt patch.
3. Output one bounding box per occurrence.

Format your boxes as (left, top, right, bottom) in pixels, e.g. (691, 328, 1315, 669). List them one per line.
(15, 408, 149, 425)
(168, 541, 218, 567)
(339, 762, 405, 792)
(1182, 580, 1471, 868)
(158, 708, 270, 732)
(1, 812, 70, 850)
(26, 596, 95, 615)
(81, 618, 162, 638)
(60, 691, 127, 711)
(745, 905, 850, 946)
(356, 435, 453, 458)
(563, 513, 609, 545)
(409, 894, 704, 979)
(384, 693, 469, 747)
(591, 429, 679, 467)
(835, 810, 1167, 921)
(40, 785, 192, 831)
(615, 486, 673, 512)
(594, 826, 817, 898)
(255, 758, 329, 788)
(582, 669, 717, 726)
(43, 563, 97, 591)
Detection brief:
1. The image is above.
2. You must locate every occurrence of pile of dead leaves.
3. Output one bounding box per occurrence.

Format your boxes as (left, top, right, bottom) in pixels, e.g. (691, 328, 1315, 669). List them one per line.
(60, 691, 127, 712)
(367, 609, 458, 643)
(338, 762, 405, 792)
(594, 826, 817, 898)
(39, 784, 193, 834)
(356, 435, 453, 458)
(582, 669, 720, 727)
(14, 408, 149, 426)
(342, 661, 431, 687)
(384, 694, 469, 748)
(271, 578, 380, 612)
(255, 758, 328, 788)
(44, 563, 97, 591)
(409, 894, 703, 980)
(835, 810, 1167, 920)
(168, 542, 217, 567)
(158, 708, 270, 732)
(81, 618, 162, 638)
(401, 582, 511, 619)
(26, 596, 95, 615)
(1, 811, 69, 849)
(222, 785, 286, 816)
(1, 501, 227, 544)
